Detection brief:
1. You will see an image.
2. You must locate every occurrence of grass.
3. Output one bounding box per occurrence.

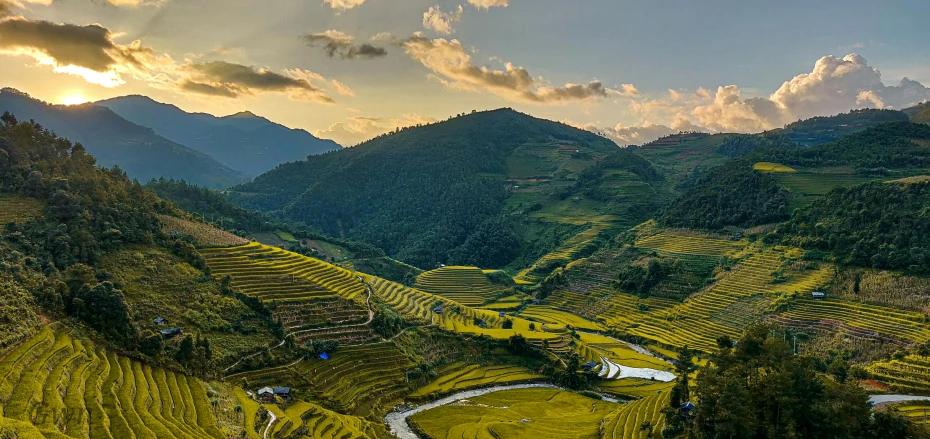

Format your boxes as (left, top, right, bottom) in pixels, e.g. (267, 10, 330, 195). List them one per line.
(409, 363, 545, 398)
(408, 388, 618, 439)
(0, 195, 43, 224)
(772, 172, 878, 207)
(0, 326, 228, 439)
(158, 215, 248, 247)
(753, 162, 797, 173)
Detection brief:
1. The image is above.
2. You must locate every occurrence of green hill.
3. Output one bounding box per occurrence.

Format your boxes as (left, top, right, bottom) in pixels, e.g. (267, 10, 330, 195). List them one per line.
(915, 106, 930, 125)
(229, 108, 667, 269)
(659, 122, 930, 230)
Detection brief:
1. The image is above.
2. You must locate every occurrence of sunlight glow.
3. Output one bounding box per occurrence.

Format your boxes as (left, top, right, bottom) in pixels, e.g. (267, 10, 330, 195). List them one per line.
(60, 93, 89, 106)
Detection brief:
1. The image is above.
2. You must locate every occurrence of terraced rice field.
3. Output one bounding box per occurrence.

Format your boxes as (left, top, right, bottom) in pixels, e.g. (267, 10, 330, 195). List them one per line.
(409, 363, 544, 398)
(369, 276, 562, 343)
(518, 306, 605, 331)
(774, 298, 930, 345)
(416, 266, 503, 306)
(158, 215, 248, 247)
(408, 388, 617, 439)
(0, 326, 227, 439)
(600, 391, 670, 439)
(753, 162, 797, 173)
(892, 401, 930, 428)
(0, 195, 43, 224)
(868, 355, 930, 394)
(599, 248, 834, 353)
(773, 173, 877, 207)
(634, 233, 742, 257)
(229, 343, 413, 418)
(200, 242, 366, 301)
(516, 224, 609, 284)
(262, 401, 384, 439)
(275, 297, 368, 333)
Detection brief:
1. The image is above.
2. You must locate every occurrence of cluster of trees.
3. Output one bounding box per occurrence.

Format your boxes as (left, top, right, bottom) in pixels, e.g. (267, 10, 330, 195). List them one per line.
(371, 305, 405, 338)
(614, 258, 670, 297)
(768, 181, 930, 273)
(658, 159, 793, 229)
(664, 327, 926, 439)
(716, 132, 794, 157)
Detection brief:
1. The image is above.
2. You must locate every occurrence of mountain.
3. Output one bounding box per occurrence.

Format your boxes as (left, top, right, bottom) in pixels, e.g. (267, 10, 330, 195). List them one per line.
(903, 101, 930, 118)
(96, 95, 342, 176)
(229, 108, 669, 269)
(0, 88, 246, 188)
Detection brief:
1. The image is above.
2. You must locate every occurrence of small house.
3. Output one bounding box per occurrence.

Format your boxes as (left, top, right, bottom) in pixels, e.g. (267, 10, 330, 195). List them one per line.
(498, 311, 506, 318)
(153, 317, 168, 326)
(811, 291, 826, 300)
(433, 305, 443, 314)
(318, 352, 330, 360)
(439, 264, 446, 268)
(477, 320, 487, 328)
(257, 387, 275, 403)
(274, 387, 292, 401)
(532, 299, 541, 305)
(679, 402, 696, 413)
(160, 327, 183, 339)
(582, 361, 598, 370)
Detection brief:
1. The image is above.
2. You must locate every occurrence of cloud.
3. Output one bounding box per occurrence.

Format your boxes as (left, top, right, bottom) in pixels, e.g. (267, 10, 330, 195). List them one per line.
(468, 0, 508, 8)
(565, 114, 704, 146)
(303, 30, 388, 60)
(0, 15, 340, 103)
(0, 16, 155, 86)
(401, 36, 621, 104)
(423, 5, 463, 35)
(331, 79, 354, 96)
(692, 85, 773, 132)
(180, 61, 334, 103)
(322, 0, 365, 10)
(315, 113, 437, 146)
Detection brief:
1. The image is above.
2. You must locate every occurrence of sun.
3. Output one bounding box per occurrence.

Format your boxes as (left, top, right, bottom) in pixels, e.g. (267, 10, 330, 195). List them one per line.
(60, 93, 89, 106)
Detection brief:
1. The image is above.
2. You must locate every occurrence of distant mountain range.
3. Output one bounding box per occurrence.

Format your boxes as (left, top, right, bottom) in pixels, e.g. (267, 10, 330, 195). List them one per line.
(0, 88, 247, 189)
(96, 95, 342, 176)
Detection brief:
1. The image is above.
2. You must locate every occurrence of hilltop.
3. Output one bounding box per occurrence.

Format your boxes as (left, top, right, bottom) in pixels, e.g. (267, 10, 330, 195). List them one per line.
(97, 96, 341, 176)
(230, 108, 670, 270)
(0, 88, 247, 188)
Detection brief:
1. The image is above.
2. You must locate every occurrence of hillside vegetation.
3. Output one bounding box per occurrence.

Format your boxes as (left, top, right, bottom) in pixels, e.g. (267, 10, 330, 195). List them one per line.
(0, 89, 247, 189)
(230, 108, 664, 269)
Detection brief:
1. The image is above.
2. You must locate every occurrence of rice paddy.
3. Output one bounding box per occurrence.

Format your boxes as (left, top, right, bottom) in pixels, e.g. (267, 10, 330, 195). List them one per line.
(408, 388, 617, 439)
(753, 162, 798, 173)
(200, 242, 366, 301)
(410, 363, 545, 398)
(260, 401, 385, 439)
(0, 326, 228, 439)
(158, 215, 248, 247)
(0, 195, 43, 224)
(515, 224, 609, 284)
(416, 266, 505, 306)
(600, 391, 670, 439)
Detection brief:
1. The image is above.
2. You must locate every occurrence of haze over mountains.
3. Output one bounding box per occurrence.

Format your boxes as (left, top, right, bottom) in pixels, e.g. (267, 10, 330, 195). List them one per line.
(96, 96, 341, 176)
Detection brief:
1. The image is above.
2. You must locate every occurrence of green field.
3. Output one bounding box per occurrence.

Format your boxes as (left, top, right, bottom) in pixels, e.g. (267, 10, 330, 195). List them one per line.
(772, 172, 877, 207)
(408, 388, 617, 439)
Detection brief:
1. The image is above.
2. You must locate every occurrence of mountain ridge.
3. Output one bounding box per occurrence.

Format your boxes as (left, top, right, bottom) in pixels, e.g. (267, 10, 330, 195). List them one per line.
(96, 95, 342, 176)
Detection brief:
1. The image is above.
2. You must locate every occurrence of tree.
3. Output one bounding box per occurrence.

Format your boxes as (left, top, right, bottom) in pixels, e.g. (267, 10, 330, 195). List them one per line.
(501, 319, 513, 329)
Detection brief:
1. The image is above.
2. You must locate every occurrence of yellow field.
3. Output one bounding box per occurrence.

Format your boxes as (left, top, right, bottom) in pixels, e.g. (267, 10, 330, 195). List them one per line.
(753, 162, 798, 173)
(263, 401, 384, 439)
(410, 363, 545, 398)
(408, 388, 617, 439)
(518, 306, 605, 331)
(159, 215, 248, 247)
(601, 391, 670, 438)
(0, 195, 43, 224)
(416, 266, 504, 306)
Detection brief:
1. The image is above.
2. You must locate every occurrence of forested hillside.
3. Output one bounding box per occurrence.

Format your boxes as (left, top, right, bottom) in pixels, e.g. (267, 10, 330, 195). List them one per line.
(660, 122, 930, 230)
(230, 108, 665, 269)
(0, 88, 247, 188)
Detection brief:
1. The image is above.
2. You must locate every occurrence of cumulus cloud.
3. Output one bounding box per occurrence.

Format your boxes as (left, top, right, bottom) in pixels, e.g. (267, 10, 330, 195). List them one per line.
(468, 0, 508, 8)
(303, 30, 388, 60)
(401, 36, 619, 103)
(565, 115, 704, 146)
(0, 15, 340, 103)
(423, 5, 463, 35)
(315, 113, 437, 146)
(322, 0, 365, 10)
(692, 85, 774, 132)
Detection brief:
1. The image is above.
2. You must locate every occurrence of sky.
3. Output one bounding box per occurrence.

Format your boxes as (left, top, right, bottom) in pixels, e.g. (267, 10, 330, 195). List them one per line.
(1, 0, 930, 146)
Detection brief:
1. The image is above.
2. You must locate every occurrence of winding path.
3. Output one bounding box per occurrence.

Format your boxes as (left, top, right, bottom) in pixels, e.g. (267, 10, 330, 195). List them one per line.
(262, 410, 277, 439)
(223, 277, 374, 375)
